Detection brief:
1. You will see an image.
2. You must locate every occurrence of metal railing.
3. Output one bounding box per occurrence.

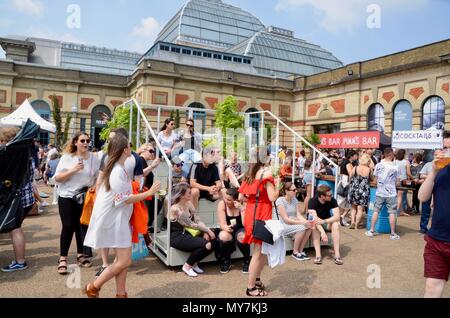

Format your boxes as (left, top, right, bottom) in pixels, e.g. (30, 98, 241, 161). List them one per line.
(245, 110, 340, 198)
(122, 100, 340, 265)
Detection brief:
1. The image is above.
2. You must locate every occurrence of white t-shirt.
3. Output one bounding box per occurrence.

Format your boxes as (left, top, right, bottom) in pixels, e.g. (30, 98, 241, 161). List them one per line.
(84, 163, 133, 249)
(394, 159, 409, 181)
(100, 152, 137, 179)
(374, 160, 398, 198)
(55, 152, 102, 198)
(46, 148, 58, 162)
(157, 131, 177, 152)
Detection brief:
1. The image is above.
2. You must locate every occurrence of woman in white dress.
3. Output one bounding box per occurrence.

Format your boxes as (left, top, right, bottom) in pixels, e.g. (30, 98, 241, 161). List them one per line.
(83, 134, 160, 298)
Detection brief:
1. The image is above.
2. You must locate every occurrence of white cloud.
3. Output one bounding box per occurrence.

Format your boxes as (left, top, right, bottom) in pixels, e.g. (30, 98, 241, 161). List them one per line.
(275, 0, 428, 33)
(26, 27, 86, 44)
(132, 17, 161, 42)
(10, 0, 44, 17)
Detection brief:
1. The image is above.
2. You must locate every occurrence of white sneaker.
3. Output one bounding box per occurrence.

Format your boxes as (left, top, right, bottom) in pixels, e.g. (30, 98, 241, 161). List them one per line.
(182, 264, 198, 277)
(192, 264, 204, 274)
(390, 233, 400, 240)
(41, 201, 49, 207)
(365, 230, 374, 238)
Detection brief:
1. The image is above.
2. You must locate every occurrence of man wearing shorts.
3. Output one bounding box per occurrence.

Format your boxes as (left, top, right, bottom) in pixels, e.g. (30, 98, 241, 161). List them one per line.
(366, 148, 400, 240)
(189, 149, 222, 209)
(419, 130, 450, 298)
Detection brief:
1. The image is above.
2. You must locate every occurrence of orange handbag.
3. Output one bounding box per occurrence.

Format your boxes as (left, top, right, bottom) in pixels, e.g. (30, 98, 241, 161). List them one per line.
(80, 189, 96, 226)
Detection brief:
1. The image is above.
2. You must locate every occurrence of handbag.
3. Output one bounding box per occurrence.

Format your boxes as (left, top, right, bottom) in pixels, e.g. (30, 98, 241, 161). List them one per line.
(80, 189, 96, 225)
(185, 227, 202, 237)
(252, 171, 279, 245)
(72, 186, 89, 205)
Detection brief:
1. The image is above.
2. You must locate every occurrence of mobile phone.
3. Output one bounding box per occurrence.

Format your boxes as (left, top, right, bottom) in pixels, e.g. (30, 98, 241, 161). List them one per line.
(78, 157, 83, 164)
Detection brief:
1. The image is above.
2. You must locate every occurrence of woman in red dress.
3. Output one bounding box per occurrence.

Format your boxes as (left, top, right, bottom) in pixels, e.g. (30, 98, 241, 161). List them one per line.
(239, 154, 280, 297)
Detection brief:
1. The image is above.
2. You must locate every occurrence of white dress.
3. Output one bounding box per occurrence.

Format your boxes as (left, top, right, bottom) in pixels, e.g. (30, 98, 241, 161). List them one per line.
(84, 163, 133, 249)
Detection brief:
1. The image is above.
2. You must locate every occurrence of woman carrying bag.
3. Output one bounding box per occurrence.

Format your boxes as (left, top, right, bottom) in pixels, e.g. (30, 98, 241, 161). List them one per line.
(54, 132, 101, 275)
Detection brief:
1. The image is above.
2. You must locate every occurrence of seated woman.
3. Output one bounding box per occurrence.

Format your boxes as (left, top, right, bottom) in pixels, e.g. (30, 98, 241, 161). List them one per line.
(215, 188, 251, 274)
(275, 182, 313, 261)
(169, 183, 216, 277)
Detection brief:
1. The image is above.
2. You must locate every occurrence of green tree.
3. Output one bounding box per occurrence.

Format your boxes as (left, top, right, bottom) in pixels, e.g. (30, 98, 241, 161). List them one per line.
(175, 109, 181, 128)
(51, 95, 71, 149)
(302, 132, 321, 148)
(100, 102, 139, 149)
(214, 96, 244, 157)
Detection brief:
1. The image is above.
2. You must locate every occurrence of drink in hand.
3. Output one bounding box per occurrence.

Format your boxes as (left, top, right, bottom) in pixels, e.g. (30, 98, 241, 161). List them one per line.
(436, 150, 450, 170)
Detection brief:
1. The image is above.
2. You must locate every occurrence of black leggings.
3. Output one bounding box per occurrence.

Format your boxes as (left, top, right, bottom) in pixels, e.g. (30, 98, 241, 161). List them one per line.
(58, 197, 91, 257)
(217, 229, 250, 263)
(170, 232, 213, 266)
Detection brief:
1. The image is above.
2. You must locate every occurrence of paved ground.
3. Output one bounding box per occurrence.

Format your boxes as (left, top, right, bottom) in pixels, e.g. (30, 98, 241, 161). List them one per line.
(0, 185, 449, 298)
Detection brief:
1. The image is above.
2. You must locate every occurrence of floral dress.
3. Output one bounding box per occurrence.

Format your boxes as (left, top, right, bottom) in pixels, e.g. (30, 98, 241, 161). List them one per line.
(347, 167, 370, 208)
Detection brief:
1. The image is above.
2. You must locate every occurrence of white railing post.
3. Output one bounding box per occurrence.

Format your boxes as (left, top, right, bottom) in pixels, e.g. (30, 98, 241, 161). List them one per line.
(292, 137, 296, 181)
(312, 149, 316, 198)
(275, 121, 280, 168)
(260, 112, 265, 146)
(145, 127, 149, 144)
(129, 101, 133, 143)
(136, 107, 141, 149)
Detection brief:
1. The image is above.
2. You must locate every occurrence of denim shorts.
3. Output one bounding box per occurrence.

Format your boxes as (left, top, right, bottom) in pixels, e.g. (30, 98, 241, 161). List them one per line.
(374, 196, 397, 214)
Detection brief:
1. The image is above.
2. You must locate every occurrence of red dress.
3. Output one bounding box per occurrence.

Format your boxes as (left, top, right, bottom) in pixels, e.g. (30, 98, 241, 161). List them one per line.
(239, 176, 274, 245)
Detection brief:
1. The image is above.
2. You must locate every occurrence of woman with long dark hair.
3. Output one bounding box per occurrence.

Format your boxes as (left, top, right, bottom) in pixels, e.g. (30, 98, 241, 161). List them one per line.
(54, 132, 101, 274)
(239, 148, 280, 296)
(157, 118, 177, 158)
(83, 134, 160, 298)
(169, 182, 216, 277)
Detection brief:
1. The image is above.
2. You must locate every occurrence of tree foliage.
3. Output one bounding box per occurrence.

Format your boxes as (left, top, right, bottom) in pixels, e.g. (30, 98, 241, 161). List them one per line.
(51, 95, 71, 149)
(100, 103, 139, 147)
(213, 96, 244, 156)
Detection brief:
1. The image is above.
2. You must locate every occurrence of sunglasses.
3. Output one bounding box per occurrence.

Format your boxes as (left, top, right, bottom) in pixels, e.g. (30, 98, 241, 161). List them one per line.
(186, 124, 194, 128)
(175, 163, 184, 167)
(287, 189, 297, 192)
(147, 149, 155, 154)
(79, 139, 90, 144)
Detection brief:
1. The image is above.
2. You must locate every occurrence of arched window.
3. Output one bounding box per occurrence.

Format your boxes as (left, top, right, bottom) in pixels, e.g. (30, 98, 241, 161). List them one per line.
(187, 102, 206, 133)
(367, 103, 385, 132)
(422, 96, 445, 130)
(31, 100, 51, 146)
(393, 100, 413, 131)
(246, 108, 261, 145)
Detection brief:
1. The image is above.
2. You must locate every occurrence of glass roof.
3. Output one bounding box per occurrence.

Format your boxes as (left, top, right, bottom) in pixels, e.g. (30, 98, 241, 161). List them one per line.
(227, 30, 343, 77)
(61, 43, 141, 75)
(155, 0, 265, 51)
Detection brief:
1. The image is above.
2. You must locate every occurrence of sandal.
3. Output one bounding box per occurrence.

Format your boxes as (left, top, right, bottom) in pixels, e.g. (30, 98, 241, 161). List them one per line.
(57, 259, 68, 275)
(334, 257, 344, 265)
(77, 255, 92, 268)
(314, 257, 322, 265)
(255, 278, 265, 290)
(246, 286, 268, 297)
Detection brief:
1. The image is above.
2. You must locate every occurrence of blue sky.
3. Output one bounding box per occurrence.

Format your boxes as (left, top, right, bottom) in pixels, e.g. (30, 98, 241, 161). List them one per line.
(0, 0, 449, 64)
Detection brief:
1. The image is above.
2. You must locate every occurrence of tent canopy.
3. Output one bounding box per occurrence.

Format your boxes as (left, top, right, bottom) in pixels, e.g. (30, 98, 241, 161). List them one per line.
(0, 99, 56, 133)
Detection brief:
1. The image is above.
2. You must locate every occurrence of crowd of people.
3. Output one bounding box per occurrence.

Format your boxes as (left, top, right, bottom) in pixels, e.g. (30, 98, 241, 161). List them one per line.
(1, 118, 449, 298)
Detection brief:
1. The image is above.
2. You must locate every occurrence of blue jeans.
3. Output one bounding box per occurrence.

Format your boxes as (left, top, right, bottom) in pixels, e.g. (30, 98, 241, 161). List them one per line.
(420, 199, 432, 232)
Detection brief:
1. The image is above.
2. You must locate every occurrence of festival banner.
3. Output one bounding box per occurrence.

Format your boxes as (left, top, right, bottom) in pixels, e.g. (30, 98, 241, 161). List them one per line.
(319, 131, 380, 149)
(392, 130, 443, 149)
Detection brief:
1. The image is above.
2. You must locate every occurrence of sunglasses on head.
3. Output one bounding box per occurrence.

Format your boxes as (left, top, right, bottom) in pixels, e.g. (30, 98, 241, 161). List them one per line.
(79, 139, 90, 144)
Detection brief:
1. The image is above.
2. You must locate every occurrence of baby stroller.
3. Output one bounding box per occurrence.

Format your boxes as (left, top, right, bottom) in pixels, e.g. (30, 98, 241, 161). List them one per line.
(0, 119, 39, 233)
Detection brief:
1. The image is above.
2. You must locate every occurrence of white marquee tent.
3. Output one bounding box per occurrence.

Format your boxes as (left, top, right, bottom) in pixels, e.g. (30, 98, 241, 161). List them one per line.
(0, 99, 56, 133)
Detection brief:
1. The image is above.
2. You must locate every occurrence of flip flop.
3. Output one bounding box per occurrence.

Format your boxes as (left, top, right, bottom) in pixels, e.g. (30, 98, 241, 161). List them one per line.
(314, 257, 322, 265)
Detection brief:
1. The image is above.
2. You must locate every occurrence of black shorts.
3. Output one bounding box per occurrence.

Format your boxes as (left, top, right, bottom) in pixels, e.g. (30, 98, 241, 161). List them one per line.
(13, 204, 34, 230)
(199, 190, 217, 202)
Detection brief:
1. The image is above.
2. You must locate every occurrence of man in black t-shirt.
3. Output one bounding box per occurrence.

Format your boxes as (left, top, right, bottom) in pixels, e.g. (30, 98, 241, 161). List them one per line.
(308, 185, 343, 265)
(189, 149, 222, 208)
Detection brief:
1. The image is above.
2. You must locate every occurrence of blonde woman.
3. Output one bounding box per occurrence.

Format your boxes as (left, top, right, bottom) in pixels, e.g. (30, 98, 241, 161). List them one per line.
(348, 154, 372, 229)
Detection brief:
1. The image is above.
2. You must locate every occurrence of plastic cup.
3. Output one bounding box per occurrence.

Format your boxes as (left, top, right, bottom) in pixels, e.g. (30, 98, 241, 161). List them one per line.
(230, 219, 237, 227)
(436, 150, 450, 170)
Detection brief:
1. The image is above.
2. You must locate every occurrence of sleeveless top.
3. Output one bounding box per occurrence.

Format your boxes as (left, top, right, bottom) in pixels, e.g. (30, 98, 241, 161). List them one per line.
(224, 203, 244, 230)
